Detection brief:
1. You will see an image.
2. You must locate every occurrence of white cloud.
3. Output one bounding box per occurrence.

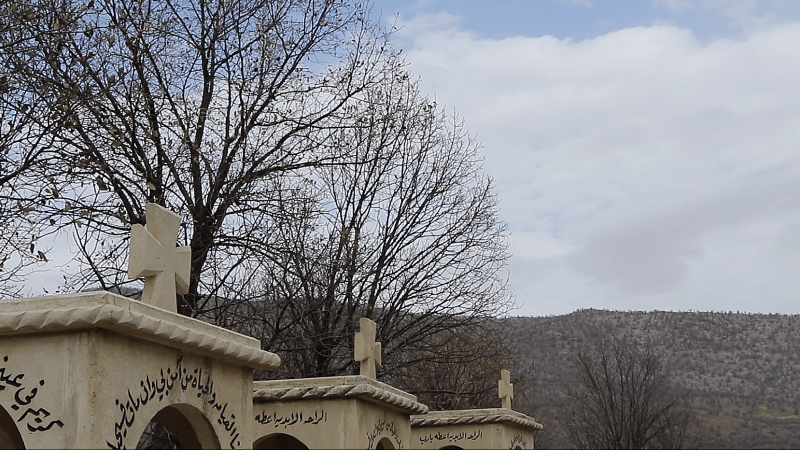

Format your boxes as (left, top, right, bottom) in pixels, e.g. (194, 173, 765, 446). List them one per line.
(393, 10, 463, 37)
(509, 231, 580, 261)
(396, 17, 800, 315)
(653, 0, 789, 33)
(569, 166, 800, 295)
(652, 0, 696, 12)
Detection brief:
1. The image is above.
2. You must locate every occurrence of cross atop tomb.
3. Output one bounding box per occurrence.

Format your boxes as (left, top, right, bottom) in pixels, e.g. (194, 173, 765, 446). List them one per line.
(499, 369, 514, 409)
(354, 317, 382, 379)
(127, 203, 191, 313)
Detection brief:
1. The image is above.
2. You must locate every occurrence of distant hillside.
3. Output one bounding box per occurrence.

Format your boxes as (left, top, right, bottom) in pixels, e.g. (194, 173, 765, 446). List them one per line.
(504, 309, 800, 449)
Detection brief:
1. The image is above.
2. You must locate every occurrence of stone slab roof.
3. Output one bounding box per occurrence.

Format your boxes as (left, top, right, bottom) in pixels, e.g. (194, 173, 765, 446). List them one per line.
(411, 408, 544, 431)
(0, 291, 281, 371)
(253, 375, 429, 415)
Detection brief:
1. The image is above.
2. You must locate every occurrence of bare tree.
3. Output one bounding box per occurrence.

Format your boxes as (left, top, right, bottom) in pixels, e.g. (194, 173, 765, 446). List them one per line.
(387, 320, 534, 412)
(225, 71, 515, 380)
(2, 0, 516, 405)
(0, 1, 61, 297)
(562, 336, 703, 449)
(0, 97, 47, 297)
(1, 0, 397, 314)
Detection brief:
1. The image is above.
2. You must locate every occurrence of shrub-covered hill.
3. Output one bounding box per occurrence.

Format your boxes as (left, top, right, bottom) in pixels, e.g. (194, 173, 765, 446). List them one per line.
(505, 309, 800, 449)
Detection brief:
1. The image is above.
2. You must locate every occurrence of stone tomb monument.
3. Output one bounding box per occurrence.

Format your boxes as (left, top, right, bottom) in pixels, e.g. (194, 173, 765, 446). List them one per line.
(252, 374, 428, 449)
(251, 320, 543, 449)
(0, 203, 543, 449)
(409, 369, 543, 449)
(251, 318, 428, 449)
(0, 204, 281, 448)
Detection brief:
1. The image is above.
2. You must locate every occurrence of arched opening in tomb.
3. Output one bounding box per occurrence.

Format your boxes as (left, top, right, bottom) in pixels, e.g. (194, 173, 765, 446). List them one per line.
(439, 446, 464, 450)
(253, 433, 309, 449)
(375, 436, 396, 449)
(136, 404, 220, 449)
(0, 405, 25, 449)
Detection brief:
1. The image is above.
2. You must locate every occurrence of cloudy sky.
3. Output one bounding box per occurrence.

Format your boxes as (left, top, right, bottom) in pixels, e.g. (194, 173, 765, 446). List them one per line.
(370, 0, 800, 316)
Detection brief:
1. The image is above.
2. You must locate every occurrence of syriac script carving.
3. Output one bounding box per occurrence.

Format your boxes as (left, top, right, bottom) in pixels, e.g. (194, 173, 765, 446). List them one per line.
(0, 355, 64, 433)
(366, 417, 402, 449)
(255, 409, 327, 427)
(509, 433, 528, 449)
(107, 355, 240, 450)
(418, 430, 483, 445)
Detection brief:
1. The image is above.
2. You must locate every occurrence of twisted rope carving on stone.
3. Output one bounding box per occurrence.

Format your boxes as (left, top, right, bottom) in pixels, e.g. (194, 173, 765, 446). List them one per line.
(254, 383, 429, 415)
(0, 305, 281, 370)
(410, 410, 544, 430)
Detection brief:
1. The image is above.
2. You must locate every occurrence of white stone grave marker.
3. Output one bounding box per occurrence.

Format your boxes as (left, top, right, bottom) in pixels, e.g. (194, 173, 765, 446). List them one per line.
(499, 369, 514, 409)
(127, 203, 191, 312)
(354, 317, 382, 379)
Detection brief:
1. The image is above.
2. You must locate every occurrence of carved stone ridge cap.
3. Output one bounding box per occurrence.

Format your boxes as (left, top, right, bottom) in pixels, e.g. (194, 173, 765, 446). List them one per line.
(410, 408, 544, 431)
(0, 292, 281, 371)
(255, 375, 411, 396)
(253, 376, 429, 415)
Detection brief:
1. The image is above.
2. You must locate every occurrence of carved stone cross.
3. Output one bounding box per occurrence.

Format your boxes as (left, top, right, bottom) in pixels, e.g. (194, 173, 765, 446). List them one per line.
(127, 203, 191, 313)
(499, 369, 514, 409)
(354, 317, 382, 379)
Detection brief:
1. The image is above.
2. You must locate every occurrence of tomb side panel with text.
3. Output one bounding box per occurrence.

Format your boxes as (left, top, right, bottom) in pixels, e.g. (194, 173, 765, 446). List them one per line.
(1, 328, 254, 449)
